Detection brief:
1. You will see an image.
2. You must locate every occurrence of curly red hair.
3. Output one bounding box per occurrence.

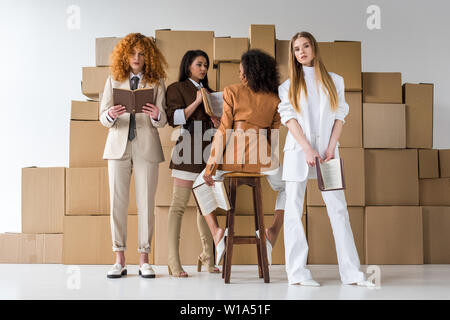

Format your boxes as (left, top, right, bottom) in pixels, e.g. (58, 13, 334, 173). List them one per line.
(110, 33, 167, 84)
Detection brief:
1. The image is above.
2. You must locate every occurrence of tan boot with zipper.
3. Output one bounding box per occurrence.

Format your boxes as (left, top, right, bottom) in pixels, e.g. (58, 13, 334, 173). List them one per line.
(167, 185, 191, 277)
(196, 208, 220, 273)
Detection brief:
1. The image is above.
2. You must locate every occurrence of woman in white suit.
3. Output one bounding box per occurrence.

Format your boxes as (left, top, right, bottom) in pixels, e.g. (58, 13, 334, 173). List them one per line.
(99, 33, 168, 279)
(278, 31, 374, 287)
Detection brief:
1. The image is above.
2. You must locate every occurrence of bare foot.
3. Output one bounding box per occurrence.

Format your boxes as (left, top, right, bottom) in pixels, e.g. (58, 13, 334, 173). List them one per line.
(265, 227, 276, 247)
(213, 228, 225, 246)
(116, 252, 126, 266)
(139, 253, 149, 267)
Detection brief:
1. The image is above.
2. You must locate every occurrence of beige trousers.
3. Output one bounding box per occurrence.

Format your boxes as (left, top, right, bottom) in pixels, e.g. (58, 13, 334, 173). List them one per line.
(108, 140, 159, 253)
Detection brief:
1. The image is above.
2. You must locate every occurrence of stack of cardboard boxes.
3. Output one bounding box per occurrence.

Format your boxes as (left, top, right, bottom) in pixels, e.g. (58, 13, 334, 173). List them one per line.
(4, 26, 448, 267)
(0, 167, 64, 263)
(305, 58, 449, 265)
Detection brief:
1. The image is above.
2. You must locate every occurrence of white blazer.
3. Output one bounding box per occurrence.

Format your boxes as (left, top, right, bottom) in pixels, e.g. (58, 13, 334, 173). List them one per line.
(278, 72, 349, 182)
(99, 75, 167, 163)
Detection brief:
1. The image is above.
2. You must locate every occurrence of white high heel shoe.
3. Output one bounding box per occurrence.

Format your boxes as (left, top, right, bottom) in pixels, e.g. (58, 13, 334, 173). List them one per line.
(344, 280, 377, 287)
(215, 228, 228, 265)
(356, 280, 376, 287)
(298, 279, 321, 287)
(255, 230, 272, 265)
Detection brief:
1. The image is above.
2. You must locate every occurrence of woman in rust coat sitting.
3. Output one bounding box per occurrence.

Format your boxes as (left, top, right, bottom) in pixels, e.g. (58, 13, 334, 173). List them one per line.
(193, 49, 286, 266)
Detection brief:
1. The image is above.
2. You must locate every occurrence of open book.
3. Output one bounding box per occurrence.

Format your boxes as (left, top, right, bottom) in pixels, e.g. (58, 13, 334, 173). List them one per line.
(315, 157, 346, 191)
(200, 88, 223, 117)
(192, 181, 231, 215)
(113, 88, 154, 114)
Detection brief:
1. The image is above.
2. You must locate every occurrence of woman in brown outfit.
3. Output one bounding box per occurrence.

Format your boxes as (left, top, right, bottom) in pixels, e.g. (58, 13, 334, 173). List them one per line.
(165, 50, 220, 277)
(193, 49, 286, 266)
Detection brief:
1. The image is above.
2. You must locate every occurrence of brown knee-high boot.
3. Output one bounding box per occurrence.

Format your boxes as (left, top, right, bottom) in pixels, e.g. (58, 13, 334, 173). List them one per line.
(196, 208, 219, 273)
(167, 185, 191, 277)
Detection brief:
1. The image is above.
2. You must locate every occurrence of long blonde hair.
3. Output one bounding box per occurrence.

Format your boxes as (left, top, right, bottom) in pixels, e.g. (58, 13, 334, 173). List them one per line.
(288, 32, 338, 114)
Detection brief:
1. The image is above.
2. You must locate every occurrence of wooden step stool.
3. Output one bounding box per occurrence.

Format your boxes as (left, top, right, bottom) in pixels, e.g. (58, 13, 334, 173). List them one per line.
(221, 172, 270, 284)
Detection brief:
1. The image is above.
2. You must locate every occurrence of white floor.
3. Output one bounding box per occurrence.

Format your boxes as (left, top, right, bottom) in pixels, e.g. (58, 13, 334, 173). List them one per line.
(0, 264, 449, 300)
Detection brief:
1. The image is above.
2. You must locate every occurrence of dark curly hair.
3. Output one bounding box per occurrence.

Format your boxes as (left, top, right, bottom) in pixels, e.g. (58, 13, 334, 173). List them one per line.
(241, 49, 279, 94)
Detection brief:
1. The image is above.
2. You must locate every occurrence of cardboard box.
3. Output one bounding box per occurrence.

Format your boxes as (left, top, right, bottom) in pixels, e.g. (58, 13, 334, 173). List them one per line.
(363, 103, 406, 148)
(307, 207, 364, 264)
(81, 67, 110, 101)
(154, 206, 204, 265)
(278, 125, 289, 164)
(22, 167, 65, 234)
(275, 40, 289, 83)
(0, 233, 63, 264)
(66, 167, 137, 215)
(218, 62, 240, 91)
(71, 100, 99, 121)
(318, 41, 361, 91)
(249, 25, 275, 57)
(422, 206, 450, 263)
(95, 37, 121, 67)
(158, 125, 180, 147)
(307, 148, 365, 206)
(209, 66, 217, 92)
(418, 149, 439, 179)
(214, 37, 248, 63)
(362, 72, 402, 103)
(69, 120, 108, 168)
(155, 146, 197, 207)
(365, 149, 419, 206)
(438, 149, 450, 178)
(63, 215, 152, 265)
(340, 91, 362, 148)
(419, 178, 450, 206)
(155, 30, 215, 87)
(403, 83, 433, 148)
(365, 206, 423, 264)
(217, 214, 304, 265)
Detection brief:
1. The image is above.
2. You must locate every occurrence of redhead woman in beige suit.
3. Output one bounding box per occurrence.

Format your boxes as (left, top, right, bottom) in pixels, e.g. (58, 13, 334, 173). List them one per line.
(99, 33, 168, 279)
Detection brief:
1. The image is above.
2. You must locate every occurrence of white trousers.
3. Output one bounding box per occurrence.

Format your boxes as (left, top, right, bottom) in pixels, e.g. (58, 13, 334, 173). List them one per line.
(284, 134, 365, 284)
(284, 181, 365, 284)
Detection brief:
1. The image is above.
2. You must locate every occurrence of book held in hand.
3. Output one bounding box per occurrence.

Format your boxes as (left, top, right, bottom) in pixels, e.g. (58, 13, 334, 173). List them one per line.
(113, 88, 154, 114)
(200, 88, 224, 117)
(192, 181, 231, 216)
(315, 157, 346, 191)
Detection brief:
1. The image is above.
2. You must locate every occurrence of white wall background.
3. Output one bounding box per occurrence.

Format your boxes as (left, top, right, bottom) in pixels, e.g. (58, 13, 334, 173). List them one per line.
(0, 0, 449, 232)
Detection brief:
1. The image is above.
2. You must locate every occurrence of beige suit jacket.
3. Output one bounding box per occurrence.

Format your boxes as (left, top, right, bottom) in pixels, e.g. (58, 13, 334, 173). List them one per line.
(99, 75, 167, 162)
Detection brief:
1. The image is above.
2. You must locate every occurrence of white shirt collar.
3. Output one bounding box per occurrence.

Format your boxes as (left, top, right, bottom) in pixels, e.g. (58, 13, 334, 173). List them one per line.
(302, 65, 315, 76)
(189, 78, 203, 89)
(130, 71, 143, 80)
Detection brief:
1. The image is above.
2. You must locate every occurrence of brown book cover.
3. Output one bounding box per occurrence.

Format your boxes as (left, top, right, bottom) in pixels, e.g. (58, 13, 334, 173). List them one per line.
(200, 88, 214, 116)
(315, 157, 346, 191)
(113, 88, 154, 114)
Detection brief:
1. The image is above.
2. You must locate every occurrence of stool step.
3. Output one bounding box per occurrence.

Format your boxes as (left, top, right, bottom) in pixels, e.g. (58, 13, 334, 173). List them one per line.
(231, 236, 258, 245)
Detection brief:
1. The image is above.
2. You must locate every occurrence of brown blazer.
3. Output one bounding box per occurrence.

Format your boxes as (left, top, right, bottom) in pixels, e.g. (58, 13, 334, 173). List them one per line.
(166, 79, 215, 173)
(206, 83, 281, 176)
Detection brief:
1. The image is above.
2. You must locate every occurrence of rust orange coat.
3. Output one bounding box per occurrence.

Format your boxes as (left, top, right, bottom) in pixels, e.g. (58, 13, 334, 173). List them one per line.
(206, 83, 281, 175)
